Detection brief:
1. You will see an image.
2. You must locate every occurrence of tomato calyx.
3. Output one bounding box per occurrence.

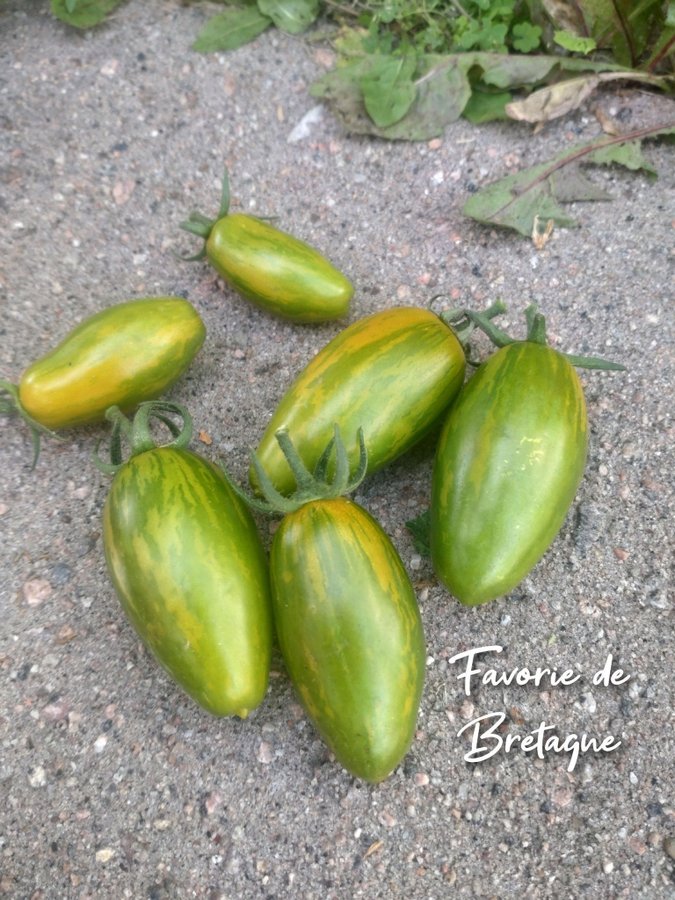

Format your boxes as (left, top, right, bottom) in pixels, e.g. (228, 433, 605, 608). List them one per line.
(225, 425, 368, 516)
(177, 166, 233, 262)
(466, 303, 626, 372)
(436, 299, 507, 365)
(93, 401, 193, 475)
(0, 379, 61, 469)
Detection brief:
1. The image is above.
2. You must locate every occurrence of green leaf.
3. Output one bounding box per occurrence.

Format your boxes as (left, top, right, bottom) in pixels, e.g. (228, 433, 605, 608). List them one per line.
(463, 123, 675, 238)
(192, 7, 271, 53)
(257, 0, 319, 34)
(568, 0, 665, 67)
(511, 22, 542, 53)
(406, 510, 431, 559)
(311, 53, 474, 140)
(312, 41, 632, 140)
(51, 0, 123, 28)
(586, 140, 658, 178)
(553, 29, 598, 55)
(358, 54, 418, 128)
(462, 89, 512, 122)
(644, 26, 675, 73)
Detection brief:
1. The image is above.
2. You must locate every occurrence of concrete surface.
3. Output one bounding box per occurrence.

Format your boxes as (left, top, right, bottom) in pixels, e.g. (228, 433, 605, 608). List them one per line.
(1, 1, 674, 897)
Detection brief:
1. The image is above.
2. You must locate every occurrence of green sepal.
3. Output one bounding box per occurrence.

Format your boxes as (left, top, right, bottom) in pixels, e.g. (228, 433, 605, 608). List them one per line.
(222, 424, 368, 517)
(0, 379, 62, 468)
(437, 300, 507, 364)
(178, 167, 232, 260)
(93, 401, 193, 476)
(466, 303, 626, 371)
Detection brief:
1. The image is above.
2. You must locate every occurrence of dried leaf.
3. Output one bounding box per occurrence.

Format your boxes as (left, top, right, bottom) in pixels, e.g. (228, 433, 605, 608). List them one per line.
(506, 71, 669, 124)
(532, 216, 554, 249)
(594, 106, 621, 135)
(506, 75, 602, 123)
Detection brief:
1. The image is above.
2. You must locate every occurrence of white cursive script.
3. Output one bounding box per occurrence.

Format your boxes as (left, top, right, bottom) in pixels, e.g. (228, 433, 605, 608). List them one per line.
(457, 712, 622, 772)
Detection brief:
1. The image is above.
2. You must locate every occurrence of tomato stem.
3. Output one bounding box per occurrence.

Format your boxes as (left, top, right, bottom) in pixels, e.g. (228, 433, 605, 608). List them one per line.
(217, 166, 231, 219)
(0, 379, 61, 468)
(93, 401, 194, 475)
(178, 167, 232, 261)
(525, 305, 548, 345)
(467, 304, 626, 371)
(438, 300, 507, 355)
(222, 425, 369, 517)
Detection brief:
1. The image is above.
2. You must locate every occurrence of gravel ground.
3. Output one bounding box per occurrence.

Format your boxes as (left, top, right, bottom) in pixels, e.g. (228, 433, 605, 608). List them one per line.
(1, 2, 674, 898)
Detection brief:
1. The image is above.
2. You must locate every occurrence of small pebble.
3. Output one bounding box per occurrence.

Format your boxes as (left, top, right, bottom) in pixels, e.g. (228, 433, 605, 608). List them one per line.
(663, 836, 675, 860)
(204, 791, 223, 816)
(95, 848, 115, 864)
(460, 699, 475, 720)
(257, 741, 273, 764)
(23, 579, 52, 607)
(28, 766, 46, 787)
(378, 810, 397, 828)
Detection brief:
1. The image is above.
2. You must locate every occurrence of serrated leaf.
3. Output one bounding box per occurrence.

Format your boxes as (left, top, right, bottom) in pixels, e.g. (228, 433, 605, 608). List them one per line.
(51, 0, 123, 28)
(358, 55, 417, 128)
(463, 123, 675, 238)
(192, 7, 271, 53)
(257, 0, 318, 34)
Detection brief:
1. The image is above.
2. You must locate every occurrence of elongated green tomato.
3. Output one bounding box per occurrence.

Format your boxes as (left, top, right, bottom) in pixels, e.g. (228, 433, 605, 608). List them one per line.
(430, 306, 625, 606)
(97, 402, 272, 718)
(228, 428, 426, 782)
(179, 168, 353, 323)
(272, 497, 425, 782)
(0, 296, 205, 462)
(250, 304, 488, 496)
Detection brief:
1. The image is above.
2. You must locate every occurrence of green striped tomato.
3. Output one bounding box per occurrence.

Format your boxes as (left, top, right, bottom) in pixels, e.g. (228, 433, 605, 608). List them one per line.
(206, 213, 353, 323)
(103, 446, 273, 718)
(430, 342, 588, 605)
(251, 306, 466, 495)
(16, 297, 205, 430)
(270, 497, 425, 782)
